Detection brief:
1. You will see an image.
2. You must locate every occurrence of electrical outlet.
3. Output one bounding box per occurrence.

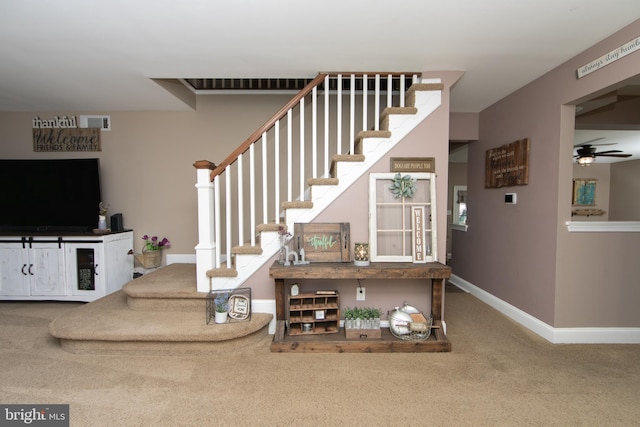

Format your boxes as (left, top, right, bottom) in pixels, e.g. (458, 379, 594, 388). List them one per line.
(357, 287, 366, 301)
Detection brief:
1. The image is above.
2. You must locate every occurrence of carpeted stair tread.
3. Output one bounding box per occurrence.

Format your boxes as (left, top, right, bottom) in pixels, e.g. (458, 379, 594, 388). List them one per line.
(124, 264, 201, 299)
(308, 177, 339, 186)
(282, 200, 313, 209)
(231, 244, 262, 255)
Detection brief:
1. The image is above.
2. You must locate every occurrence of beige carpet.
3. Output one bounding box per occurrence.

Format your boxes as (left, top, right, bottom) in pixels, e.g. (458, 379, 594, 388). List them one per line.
(1, 290, 639, 426)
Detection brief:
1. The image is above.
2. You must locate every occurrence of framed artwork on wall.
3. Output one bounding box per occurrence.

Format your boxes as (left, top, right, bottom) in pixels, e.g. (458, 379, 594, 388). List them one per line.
(572, 178, 597, 206)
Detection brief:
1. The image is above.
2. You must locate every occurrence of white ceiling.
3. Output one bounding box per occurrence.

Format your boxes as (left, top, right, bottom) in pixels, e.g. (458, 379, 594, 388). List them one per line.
(1, 1, 639, 113)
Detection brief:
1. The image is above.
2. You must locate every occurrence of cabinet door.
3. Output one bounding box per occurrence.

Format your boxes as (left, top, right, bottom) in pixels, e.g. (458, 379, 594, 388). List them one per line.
(0, 244, 30, 296)
(65, 243, 105, 297)
(29, 244, 66, 296)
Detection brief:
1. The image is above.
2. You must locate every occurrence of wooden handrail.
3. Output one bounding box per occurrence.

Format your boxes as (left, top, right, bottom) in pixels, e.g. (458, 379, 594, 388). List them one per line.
(208, 71, 423, 181)
(210, 73, 328, 180)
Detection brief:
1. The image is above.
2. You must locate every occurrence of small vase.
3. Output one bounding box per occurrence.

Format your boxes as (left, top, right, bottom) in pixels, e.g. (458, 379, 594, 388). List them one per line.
(278, 245, 287, 264)
(98, 215, 107, 230)
(215, 311, 228, 324)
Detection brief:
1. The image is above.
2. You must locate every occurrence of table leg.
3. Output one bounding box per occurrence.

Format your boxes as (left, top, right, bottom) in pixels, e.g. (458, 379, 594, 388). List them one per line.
(431, 278, 443, 321)
(274, 278, 286, 321)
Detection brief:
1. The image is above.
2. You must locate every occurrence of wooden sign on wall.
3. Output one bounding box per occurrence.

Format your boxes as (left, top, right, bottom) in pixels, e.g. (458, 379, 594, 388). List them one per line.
(33, 128, 101, 152)
(485, 138, 529, 188)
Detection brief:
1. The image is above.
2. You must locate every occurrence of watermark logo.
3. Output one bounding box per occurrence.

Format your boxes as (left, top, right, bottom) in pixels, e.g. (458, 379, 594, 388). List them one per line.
(1, 405, 68, 426)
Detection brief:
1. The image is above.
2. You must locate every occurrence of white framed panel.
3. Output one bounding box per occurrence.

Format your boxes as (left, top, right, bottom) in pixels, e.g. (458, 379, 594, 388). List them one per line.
(369, 173, 437, 262)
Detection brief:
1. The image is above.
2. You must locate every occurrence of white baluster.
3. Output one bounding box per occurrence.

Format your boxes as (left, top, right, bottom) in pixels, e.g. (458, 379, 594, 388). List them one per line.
(249, 143, 256, 246)
(400, 74, 406, 107)
(312, 86, 317, 179)
(374, 74, 380, 131)
(324, 75, 329, 177)
(299, 97, 305, 200)
(387, 74, 392, 108)
(337, 74, 342, 154)
(225, 167, 232, 269)
(214, 177, 221, 269)
(261, 132, 268, 224)
(237, 153, 244, 247)
(274, 120, 280, 223)
(287, 109, 292, 202)
(349, 74, 355, 154)
(362, 74, 368, 132)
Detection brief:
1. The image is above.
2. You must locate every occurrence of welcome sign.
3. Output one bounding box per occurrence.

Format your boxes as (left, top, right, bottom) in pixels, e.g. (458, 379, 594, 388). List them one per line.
(32, 115, 101, 152)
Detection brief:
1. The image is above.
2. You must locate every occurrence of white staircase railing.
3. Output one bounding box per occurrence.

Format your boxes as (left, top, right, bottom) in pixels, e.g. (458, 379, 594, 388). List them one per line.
(194, 72, 424, 292)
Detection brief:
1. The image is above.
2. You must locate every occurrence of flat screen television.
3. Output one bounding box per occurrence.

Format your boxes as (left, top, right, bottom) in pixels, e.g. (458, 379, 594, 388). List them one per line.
(0, 158, 102, 233)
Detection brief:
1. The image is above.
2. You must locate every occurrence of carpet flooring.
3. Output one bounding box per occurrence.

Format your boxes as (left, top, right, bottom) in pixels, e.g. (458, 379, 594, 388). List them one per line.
(1, 289, 639, 426)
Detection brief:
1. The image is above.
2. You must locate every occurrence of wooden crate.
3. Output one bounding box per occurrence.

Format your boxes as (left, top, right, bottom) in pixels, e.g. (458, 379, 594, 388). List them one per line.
(293, 222, 350, 262)
(345, 328, 382, 340)
(288, 292, 340, 335)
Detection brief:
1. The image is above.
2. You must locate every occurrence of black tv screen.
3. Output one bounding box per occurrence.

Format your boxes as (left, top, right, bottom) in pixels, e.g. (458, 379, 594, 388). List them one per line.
(0, 158, 102, 232)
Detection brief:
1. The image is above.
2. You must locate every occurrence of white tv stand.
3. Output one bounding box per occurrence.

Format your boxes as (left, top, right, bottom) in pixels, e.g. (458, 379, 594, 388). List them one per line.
(0, 230, 133, 302)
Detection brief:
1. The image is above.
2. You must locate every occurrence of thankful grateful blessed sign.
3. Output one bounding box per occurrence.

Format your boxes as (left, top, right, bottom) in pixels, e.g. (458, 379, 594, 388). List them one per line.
(32, 116, 101, 152)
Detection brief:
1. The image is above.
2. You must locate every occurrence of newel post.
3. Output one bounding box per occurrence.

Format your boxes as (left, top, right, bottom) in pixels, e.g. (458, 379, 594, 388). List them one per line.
(193, 160, 216, 293)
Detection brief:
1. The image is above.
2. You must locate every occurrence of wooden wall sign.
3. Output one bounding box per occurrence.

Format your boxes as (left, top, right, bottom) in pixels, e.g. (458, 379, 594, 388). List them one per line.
(33, 128, 101, 152)
(293, 223, 350, 262)
(485, 138, 529, 188)
(390, 157, 435, 173)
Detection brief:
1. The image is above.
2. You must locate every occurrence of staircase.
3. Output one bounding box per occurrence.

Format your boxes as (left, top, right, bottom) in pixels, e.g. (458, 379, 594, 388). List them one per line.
(48, 73, 444, 353)
(194, 72, 443, 293)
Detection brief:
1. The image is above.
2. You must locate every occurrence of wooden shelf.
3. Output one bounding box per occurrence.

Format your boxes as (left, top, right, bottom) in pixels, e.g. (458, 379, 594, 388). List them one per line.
(269, 261, 452, 353)
(271, 320, 451, 353)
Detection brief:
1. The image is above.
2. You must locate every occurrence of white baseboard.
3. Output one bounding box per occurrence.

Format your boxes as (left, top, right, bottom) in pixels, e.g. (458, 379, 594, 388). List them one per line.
(449, 274, 640, 344)
(166, 254, 196, 264)
(252, 299, 277, 334)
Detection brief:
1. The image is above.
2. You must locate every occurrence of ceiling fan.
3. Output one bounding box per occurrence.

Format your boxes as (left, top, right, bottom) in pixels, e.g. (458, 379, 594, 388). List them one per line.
(574, 138, 632, 166)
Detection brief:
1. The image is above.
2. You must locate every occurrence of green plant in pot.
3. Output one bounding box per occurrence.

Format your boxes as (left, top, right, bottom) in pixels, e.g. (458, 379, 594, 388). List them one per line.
(214, 292, 230, 324)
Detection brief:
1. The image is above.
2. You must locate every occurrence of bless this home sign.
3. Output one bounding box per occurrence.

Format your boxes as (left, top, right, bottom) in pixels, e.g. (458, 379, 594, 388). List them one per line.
(32, 115, 101, 152)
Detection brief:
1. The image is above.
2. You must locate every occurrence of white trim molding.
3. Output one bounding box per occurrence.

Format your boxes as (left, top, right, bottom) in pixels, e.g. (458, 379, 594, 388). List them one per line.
(449, 274, 640, 344)
(566, 221, 640, 232)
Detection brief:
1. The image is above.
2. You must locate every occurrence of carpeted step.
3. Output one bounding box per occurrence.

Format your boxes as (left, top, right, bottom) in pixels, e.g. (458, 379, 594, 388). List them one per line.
(49, 286, 273, 356)
(380, 107, 418, 130)
(282, 200, 313, 210)
(405, 83, 444, 107)
(329, 154, 366, 177)
(355, 130, 392, 154)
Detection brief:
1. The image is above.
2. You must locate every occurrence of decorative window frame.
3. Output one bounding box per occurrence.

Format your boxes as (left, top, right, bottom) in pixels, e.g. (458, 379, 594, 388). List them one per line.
(368, 173, 437, 262)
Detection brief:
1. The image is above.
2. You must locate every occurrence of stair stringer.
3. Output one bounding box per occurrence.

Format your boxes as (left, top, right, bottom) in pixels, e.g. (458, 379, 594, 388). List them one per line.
(209, 81, 442, 291)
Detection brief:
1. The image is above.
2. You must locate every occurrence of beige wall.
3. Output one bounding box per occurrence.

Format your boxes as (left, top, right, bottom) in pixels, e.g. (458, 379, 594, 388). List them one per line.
(609, 159, 640, 220)
(452, 18, 640, 328)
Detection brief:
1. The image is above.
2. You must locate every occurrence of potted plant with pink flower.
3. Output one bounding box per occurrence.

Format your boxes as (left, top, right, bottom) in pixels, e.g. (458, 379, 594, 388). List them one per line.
(134, 234, 170, 269)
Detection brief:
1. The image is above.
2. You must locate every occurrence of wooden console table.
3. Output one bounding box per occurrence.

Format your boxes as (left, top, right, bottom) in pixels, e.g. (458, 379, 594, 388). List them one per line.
(269, 261, 452, 353)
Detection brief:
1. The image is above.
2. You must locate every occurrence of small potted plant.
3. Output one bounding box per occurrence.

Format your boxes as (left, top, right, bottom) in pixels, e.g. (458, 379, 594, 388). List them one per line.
(343, 307, 354, 329)
(214, 292, 230, 324)
(134, 234, 171, 269)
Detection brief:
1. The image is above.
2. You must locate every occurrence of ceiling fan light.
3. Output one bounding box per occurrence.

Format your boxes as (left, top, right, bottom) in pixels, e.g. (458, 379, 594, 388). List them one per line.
(576, 156, 595, 166)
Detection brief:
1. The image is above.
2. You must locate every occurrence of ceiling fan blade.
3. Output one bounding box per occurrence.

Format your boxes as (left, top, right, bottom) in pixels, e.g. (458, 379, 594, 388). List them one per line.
(573, 137, 611, 147)
(594, 153, 632, 158)
(593, 150, 623, 155)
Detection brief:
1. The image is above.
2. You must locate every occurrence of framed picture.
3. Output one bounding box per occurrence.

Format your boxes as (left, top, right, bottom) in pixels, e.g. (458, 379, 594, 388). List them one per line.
(572, 179, 596, 206)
